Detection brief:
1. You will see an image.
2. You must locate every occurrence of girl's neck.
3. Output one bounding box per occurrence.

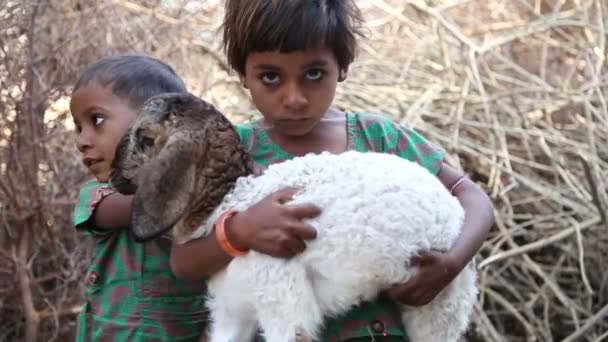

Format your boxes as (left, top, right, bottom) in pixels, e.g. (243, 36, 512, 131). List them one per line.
(266, 108, 348, 156)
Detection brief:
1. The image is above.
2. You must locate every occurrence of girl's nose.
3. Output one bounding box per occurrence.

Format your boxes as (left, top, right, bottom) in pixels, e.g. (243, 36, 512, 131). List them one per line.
(77, 129, 93, 152)
(282, 82, 308, 110)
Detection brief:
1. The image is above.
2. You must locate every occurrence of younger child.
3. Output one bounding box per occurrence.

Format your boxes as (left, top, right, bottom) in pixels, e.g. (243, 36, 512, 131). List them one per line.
(71, 55, 207, 341)
(170, 0, 494, 341)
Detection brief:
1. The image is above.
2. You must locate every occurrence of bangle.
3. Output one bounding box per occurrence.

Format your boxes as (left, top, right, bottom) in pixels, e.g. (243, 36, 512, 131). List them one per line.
(449, 176, 467, 195)
(91, 185, 116, 210)
(215, 210, 249, 257)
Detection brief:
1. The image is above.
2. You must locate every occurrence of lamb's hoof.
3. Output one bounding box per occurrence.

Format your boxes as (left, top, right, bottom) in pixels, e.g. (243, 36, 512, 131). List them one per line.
(295, 328, 312, 342)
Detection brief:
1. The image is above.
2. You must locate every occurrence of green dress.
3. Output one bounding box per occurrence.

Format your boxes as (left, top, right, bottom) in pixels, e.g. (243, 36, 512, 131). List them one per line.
(73, 182, 208, 341)
(235, 112, 445, 341)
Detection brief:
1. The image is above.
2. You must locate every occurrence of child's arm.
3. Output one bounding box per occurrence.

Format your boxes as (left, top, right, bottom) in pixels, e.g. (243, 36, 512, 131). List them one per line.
(93, 193, 133, 229)
(437, 163, 494, 272)
(170, 187, 320, 280)
(170, 232, 234, 279)
(74, 181, 133, 233)
(385, 162, 494, 306)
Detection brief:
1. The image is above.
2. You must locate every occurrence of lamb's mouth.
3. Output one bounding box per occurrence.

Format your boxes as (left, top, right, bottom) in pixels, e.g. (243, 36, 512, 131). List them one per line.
(109, 170, 138, 195)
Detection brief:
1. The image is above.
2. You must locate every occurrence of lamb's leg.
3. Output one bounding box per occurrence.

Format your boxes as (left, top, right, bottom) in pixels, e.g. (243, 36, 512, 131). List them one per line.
(207, 302, 257, 342)
(400, 262, 477, 342)
(255, 265, 324, 342)
(207, 271, 258, 342)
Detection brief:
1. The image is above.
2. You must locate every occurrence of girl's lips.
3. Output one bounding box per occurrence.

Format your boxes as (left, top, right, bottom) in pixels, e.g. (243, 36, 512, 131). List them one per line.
(276, 118, 312, 127)
(83, 157, 102, 167)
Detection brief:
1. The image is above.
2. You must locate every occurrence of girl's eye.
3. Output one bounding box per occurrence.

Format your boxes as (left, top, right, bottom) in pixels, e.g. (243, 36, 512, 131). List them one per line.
(260, 72, 280, 85)
(93, 114, 105, 126)
(305, 69, 324, 81)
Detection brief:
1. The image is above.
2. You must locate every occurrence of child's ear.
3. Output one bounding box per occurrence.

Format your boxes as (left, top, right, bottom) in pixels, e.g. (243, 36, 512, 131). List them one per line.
(239, 73, 249, 89)
(338, 68, 348, 82)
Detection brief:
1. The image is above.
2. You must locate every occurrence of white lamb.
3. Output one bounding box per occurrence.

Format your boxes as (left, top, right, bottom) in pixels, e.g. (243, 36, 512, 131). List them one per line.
(110, 93, 478, 342)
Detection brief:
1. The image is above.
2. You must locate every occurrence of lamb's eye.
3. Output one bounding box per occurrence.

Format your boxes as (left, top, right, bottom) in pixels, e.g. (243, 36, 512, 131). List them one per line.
(139, 136, 154, 150)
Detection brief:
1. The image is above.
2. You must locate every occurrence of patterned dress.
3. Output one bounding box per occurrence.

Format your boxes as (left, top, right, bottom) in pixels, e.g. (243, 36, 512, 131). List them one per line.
(235, 112, 446, 341)
(73, 183, 208, 342)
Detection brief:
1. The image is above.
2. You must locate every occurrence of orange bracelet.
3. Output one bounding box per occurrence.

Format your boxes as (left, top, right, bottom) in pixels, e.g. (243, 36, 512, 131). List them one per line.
(215, 210, 249, 257)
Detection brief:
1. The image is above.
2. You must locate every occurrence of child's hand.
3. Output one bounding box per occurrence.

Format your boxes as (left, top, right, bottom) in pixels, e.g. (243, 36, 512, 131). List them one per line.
(384, 250, 458, 306)
(227, 187, 321, 258)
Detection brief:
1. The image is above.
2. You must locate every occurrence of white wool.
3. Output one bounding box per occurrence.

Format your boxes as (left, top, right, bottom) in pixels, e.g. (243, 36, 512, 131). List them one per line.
(186, 151, 477, 342)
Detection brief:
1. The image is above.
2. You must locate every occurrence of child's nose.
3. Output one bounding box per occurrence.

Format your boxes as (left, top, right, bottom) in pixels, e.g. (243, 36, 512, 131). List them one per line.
(282, 83, 307, 110)
(77, 130, 93, 152)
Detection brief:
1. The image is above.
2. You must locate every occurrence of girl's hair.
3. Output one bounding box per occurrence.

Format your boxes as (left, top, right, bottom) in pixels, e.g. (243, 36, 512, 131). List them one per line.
(73, 54, 187, 108)
(222, 0, 364, 75)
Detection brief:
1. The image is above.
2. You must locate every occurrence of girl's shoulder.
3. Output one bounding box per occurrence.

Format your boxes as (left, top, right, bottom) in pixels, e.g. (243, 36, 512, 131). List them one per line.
(348, 112, 411, 135)
(234, 121, 255, 137)
(234, 121, 259, 151)
(347, 112, 445, 175)
(233, 121, 292, 166)
(73, 180, 116, 236)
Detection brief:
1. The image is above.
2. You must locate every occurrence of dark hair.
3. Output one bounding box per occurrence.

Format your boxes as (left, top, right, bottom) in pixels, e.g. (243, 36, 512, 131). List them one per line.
(73, 54, 187, 108)
(222, 0, 364, 75)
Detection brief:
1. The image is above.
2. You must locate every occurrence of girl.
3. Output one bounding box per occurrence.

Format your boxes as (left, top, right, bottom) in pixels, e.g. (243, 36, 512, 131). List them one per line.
(71, 55, 207, 341)
(170, 0, 494, 341)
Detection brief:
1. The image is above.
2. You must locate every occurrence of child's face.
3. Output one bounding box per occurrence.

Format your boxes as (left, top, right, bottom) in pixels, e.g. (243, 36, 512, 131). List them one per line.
(70, 81, 138, 182)
(241, 47, 344, 137)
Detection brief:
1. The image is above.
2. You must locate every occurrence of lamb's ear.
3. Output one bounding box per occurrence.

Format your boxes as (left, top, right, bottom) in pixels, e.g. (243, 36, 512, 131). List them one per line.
(110, 129, 137, 195)
(130, 137, 197, 242)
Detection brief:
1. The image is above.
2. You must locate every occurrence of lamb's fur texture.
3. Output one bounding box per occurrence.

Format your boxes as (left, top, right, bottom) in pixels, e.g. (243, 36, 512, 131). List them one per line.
(111, 93, 478, 342)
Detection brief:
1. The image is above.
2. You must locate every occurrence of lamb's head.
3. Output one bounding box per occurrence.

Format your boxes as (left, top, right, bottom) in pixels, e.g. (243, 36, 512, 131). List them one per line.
(110, 93, 253, 242)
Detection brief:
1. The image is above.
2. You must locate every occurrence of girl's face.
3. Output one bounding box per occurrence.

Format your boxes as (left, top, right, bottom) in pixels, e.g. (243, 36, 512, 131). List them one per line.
(241, 47, 345, 138)
(70, 81, 138, 182)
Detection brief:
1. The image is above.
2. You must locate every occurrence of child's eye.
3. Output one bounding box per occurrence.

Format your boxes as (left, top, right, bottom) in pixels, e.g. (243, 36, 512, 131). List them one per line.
(260, 72, 280, 85)
(305, 69, 324, 81)
(92, 114, 105, 126)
